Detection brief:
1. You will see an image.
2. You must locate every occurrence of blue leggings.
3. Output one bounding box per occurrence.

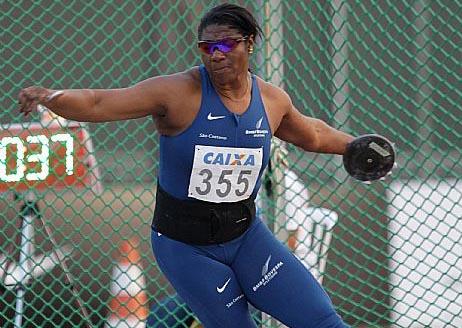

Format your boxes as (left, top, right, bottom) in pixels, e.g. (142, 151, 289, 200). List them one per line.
(151, 218, 349, 328)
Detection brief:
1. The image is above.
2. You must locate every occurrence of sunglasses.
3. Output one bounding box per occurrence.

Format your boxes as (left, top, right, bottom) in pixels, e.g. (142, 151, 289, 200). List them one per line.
(197, 36, 248, 55)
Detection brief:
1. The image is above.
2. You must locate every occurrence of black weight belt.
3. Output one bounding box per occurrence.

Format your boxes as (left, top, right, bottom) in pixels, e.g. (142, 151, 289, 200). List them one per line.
(152, 184, 256, 245)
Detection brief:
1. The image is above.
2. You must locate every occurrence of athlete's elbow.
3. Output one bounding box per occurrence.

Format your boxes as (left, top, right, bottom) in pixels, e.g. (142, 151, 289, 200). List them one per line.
(312, 120, 341, 153)
(303, 124, 324, 152)
(301, 136, 321, 153)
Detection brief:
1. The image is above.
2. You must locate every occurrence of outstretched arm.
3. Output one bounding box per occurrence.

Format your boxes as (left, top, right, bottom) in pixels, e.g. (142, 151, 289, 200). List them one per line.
(18, 73, 184, 123)
(274, 92, 354, 155)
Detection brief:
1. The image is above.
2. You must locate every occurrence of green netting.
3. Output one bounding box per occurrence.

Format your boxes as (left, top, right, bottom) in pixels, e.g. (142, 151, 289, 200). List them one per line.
(1, 1, 461, 327)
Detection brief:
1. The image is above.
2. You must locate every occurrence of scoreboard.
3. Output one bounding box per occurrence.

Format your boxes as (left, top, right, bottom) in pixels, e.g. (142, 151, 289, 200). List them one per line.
(0, 121, 98, 192)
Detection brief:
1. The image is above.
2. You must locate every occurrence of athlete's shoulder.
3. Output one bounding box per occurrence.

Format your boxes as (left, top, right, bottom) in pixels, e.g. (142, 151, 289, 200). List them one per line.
(170, 66, 201, 84)
(255, 76, 292, 108)
(135, 67, 201, 102)
(137, 66, 198, 85)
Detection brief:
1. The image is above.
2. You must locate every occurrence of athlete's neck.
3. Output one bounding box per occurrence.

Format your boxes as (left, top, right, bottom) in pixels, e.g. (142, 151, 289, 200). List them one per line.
(212, 72, 251, 102)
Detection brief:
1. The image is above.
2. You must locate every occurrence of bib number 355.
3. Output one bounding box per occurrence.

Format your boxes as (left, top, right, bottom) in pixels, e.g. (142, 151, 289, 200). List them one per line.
(188, 145, 262, 203)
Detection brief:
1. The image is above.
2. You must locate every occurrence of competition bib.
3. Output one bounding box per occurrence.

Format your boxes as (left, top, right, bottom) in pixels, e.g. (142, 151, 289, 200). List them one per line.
(188, 145, 263, 203)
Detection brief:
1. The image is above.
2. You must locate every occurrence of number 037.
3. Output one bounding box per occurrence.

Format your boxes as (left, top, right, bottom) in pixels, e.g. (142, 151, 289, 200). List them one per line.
(0, 134, 74, 182)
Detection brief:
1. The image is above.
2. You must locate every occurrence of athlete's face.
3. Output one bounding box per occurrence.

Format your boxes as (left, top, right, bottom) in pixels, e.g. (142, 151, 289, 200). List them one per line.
(198, 24, 254, 84)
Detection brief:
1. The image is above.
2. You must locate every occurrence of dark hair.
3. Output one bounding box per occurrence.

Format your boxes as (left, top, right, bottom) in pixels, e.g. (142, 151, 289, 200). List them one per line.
(198, 3, 263, 40)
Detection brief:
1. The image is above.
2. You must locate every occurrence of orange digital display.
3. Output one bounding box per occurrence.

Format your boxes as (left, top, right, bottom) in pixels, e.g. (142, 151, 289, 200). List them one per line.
(0, 122, 95, 192)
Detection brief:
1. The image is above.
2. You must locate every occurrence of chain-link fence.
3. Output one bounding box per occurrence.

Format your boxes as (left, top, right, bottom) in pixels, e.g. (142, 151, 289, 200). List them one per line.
(1, 1, 461, 327)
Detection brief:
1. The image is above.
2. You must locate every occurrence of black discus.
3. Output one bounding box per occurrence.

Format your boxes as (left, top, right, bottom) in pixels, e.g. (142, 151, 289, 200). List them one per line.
(343, 134, 395, 181)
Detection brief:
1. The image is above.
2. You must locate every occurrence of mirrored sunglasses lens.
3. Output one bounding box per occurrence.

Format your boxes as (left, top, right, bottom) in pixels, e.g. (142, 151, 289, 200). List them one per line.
(198, 43, 211, 54)
(215, 42, 234, 53)
(221, 39, 239, 48)
(198, 38, 242, 54)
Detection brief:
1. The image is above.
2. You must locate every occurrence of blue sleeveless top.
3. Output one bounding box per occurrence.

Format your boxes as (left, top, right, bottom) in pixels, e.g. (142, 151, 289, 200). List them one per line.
(158, 65, 271, 200)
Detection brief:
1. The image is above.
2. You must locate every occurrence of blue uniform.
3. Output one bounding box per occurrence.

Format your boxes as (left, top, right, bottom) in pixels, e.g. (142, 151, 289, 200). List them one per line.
(158, 67, 271, 201)
(152, 65, 348, 327)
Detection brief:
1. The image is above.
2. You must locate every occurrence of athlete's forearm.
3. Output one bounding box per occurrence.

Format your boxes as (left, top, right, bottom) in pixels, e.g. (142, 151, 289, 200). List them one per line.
(18, 86, 102, 122)
(313, 120, 354, 155)
(44, 89, 99, 122)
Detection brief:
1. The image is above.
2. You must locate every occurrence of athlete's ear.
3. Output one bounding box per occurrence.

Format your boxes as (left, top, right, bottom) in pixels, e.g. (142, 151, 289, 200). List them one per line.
(248, 35, 255, 54)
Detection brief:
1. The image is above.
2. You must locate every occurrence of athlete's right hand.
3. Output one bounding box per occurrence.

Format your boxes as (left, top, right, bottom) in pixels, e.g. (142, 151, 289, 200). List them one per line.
(18, 86, 62, 117)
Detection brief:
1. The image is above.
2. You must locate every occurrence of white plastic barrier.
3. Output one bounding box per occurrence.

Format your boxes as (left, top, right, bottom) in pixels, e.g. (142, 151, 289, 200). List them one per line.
(388, 179, 462, 327)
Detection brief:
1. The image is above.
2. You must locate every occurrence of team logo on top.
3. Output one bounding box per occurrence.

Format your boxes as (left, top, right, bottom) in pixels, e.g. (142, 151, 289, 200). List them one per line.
(207, 113, 226, 121)
(198, 132, 228, 140)
(256, 117, 263, 129)
(245, 117, 269, 138)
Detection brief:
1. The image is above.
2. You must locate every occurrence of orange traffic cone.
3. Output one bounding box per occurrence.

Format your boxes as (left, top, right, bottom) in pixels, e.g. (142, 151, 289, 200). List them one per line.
(105, 238, 148, 328)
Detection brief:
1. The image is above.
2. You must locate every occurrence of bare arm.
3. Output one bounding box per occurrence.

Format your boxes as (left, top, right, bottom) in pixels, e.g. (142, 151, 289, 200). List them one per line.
(18, 74, 185, 122)
(274, 92, 354, 155)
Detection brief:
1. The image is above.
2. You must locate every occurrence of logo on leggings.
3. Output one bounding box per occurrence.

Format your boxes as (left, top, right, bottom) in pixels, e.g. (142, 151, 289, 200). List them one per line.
(262, 255, 271, 276)
(226, 294, 244, 309)
(216, 277, 231, 293)
(252, 254, 284, 292)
